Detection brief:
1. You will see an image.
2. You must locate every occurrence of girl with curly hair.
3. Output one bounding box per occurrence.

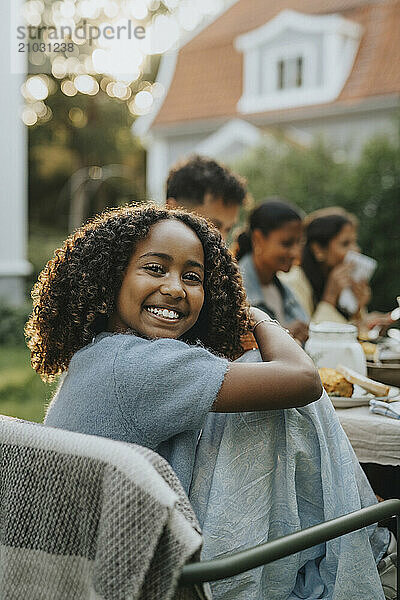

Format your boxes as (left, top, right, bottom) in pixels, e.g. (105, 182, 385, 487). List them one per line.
(26, 204, 320, 493)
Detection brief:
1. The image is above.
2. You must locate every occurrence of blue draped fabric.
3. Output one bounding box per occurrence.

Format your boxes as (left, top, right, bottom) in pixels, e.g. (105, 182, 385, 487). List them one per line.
(190, 351, 388, 600)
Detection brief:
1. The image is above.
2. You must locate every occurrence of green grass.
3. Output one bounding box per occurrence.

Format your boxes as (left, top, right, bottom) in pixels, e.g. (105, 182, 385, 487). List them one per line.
(0, 226, 65, 423)
(0, 345, 57, 422)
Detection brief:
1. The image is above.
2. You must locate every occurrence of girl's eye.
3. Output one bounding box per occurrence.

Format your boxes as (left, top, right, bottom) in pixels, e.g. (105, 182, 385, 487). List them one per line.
(144, 263, 164, 274)
(184, 272, 203, 283)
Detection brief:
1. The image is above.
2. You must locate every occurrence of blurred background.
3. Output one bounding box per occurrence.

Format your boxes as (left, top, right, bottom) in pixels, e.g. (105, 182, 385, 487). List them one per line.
(0, 0, 399, 421)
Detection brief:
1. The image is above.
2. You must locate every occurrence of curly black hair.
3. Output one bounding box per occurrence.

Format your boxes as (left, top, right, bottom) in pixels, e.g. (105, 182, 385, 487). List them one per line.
(166, 155, 247, 207)
(25, 204, 252, 381)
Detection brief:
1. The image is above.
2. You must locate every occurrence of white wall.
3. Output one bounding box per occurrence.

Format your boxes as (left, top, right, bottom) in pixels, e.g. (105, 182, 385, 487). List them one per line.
(278, 106, 398, 160)
(0, 0, 31, 305)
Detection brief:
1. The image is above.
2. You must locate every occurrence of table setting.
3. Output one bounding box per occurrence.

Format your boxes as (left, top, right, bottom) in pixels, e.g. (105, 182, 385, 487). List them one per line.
(304, 316, 400, 467)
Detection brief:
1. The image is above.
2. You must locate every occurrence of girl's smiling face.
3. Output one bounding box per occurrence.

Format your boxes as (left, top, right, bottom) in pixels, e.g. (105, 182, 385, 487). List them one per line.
(109, 219, 205, 339)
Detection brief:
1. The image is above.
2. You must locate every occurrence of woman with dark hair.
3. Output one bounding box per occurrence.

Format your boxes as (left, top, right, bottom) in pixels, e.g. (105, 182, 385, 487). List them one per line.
(281, 209, 369, 324)
(235, 199, 309, 344)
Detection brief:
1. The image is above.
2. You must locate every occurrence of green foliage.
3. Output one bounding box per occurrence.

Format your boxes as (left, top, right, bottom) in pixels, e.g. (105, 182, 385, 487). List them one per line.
(29, 87, 146, 231)
(0, 346, 56, 423)
(234, 140, 353, 214)
(347, 137, 400, 311)
(26, 225, 67, 296)
(0, 302, 31, 347)
(1, 227, 65, 348)
(234, 134, 400, 312)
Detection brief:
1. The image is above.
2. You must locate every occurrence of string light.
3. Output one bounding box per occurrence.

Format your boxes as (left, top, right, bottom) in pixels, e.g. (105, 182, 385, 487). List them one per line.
(26, 76, 49, 100)
(74, 74, 99, 94)
(22, 107, 38, 126)
(20, 0, 226, 124)
(61, 79, 78, 96)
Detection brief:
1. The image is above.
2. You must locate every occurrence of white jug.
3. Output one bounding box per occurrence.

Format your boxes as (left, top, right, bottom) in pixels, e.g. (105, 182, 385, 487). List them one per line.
(305, 321, 367, 375)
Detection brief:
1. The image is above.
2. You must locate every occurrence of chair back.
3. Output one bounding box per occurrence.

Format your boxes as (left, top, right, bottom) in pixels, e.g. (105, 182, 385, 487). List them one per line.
(0, 415, 206, 600)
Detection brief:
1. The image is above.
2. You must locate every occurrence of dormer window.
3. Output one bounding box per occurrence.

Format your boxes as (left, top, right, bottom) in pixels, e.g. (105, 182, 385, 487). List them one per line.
(235, 10, 362, 113)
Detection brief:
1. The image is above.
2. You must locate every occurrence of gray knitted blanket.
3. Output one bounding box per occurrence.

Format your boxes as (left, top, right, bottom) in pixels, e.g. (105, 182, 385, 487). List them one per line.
(0, 415, 210, 600)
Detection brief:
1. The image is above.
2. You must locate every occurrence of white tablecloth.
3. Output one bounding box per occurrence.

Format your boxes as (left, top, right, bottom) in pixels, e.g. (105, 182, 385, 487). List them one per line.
(336, 405, 400, 466)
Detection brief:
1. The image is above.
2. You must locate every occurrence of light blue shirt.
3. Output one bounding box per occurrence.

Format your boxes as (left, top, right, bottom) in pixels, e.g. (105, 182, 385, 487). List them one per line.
(45, 332, 228, 493)
(239, 253, 309, 324)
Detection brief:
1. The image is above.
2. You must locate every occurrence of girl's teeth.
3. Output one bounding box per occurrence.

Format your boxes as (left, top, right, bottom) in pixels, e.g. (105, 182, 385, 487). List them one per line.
(148, 307, 179, 319)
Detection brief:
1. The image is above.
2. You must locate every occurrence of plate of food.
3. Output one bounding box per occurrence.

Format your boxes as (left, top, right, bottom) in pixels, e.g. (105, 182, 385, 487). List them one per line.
(318, 365, 400, 408)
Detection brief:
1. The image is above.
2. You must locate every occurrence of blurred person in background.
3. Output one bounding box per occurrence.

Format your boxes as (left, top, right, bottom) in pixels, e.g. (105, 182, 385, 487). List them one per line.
(235, 199, 309, 345)
(281, 209, 393, 330)
(166, 154, 246, 241)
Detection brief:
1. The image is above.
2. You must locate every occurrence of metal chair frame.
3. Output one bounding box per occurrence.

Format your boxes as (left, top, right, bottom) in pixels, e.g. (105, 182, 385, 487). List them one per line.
(181, 498, 400, 600)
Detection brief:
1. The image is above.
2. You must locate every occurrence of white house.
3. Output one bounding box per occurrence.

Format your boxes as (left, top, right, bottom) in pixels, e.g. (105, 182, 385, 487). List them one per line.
(134, 0, 400, 204)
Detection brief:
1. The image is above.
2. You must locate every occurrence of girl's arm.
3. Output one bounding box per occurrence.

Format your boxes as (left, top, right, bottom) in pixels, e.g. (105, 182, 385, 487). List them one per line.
(213, 307, 322, 412)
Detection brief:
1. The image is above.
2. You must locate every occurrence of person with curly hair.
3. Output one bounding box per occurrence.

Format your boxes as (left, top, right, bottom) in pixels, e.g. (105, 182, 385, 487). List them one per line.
(166, 154, 246, 240)
(26, 203, 320, 494)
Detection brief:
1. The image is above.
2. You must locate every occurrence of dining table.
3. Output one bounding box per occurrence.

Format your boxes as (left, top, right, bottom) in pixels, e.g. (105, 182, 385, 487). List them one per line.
(335, 405, 400, 467)
(335, 405, 400, 529)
